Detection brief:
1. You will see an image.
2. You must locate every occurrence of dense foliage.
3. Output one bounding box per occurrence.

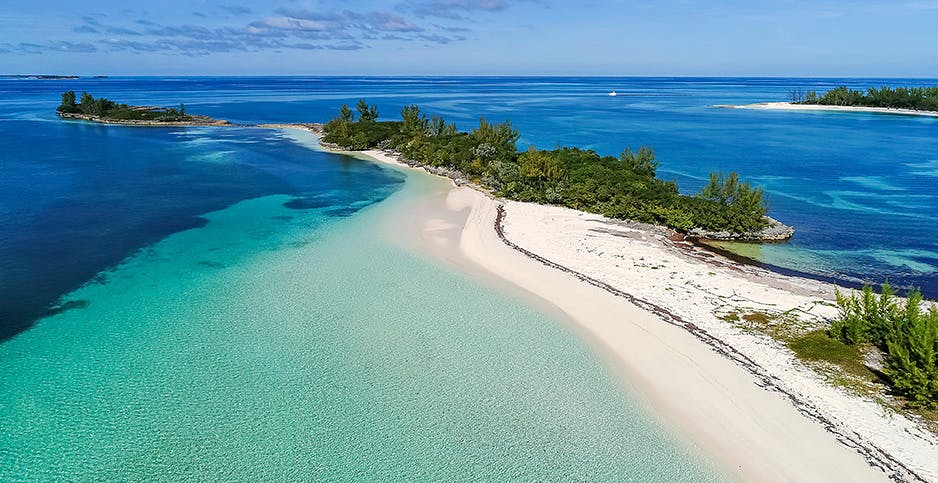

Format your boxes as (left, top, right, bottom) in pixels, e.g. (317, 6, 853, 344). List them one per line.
(57, 91, 190, 122)
(795, 85, 938, 111)
(830, 284, 938, 408)
(323, 101, 769, 233)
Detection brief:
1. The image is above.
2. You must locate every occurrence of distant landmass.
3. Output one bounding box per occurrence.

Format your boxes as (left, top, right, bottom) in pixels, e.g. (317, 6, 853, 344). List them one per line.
(1, 75, 107, 79)
(56, 91, 228, 126)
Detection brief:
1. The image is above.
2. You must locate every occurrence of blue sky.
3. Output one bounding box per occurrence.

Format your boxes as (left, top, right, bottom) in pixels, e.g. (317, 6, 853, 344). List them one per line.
(1, 0, 937, 76)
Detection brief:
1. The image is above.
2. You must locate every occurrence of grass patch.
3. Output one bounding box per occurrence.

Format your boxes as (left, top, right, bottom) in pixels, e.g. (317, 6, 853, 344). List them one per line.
(719, 312, 739, 322)
(788, 330, 876, 381)
(742, 311, 772, 325)
(789, 330, 859, 365)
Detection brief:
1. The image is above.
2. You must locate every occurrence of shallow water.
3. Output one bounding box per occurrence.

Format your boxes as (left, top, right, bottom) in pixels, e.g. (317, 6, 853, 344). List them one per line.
(0, 164, 724, 480)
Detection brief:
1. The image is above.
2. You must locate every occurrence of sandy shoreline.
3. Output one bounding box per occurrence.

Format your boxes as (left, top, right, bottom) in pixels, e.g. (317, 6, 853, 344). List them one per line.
(717, 101, 938, 118)
(339, 144, 938, 482)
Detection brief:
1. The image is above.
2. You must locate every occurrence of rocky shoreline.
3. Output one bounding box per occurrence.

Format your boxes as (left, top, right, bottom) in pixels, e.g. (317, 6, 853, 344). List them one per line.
(688, 216, 795, 242)
(57, 111, 231, 127)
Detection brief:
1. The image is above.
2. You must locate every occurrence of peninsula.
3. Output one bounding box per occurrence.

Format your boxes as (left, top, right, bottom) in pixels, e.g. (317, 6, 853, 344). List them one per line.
(56, 91, 229, 126)
(320, 100, 793, 241)
(718, 85, 938, 117)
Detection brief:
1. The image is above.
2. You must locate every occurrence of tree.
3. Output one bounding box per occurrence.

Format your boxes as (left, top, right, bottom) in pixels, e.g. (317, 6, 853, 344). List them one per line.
(57, 91, 79, 113)
(400, 104, 427, 139)
(620, 146, 658, 178)
(518, 146, 566, 184)
(79, 91, 95, 112)
(698, 172, 767, 232)
(179, 103, 186, 116)
(60, 91, 76, 107)
(428, 115, 456, 137)
(356, 99, 378, 123)
(339, 104, 354, 122)
(789, 88, 806, 103)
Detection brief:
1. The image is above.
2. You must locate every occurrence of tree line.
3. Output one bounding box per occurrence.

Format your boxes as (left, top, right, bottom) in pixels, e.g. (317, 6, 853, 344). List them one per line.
(57, 91, 189, 122)
(323, 101, 769, 234)
(792, 85, 938, 111)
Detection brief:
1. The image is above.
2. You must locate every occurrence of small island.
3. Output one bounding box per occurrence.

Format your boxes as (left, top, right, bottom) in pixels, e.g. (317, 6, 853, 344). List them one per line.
(718, 85, 938, 117)
(321, 101, 793, 241)
(794, 85, 938, 111)
(2, 74, 81, 80)
(56, 91, 229, 126)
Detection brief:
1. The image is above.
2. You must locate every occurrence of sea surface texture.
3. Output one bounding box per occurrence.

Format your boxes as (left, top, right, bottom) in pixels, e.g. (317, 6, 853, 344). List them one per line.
(0, 78, 726, 480)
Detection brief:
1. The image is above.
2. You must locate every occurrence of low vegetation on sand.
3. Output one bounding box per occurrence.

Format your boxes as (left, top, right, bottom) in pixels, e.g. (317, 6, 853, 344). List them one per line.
(722, 284, 937, 418)
(789, 85, 938, 112)
(826, 284, 938, 409)
(57, 91, 192, 122)
(323, 101, 771, 234)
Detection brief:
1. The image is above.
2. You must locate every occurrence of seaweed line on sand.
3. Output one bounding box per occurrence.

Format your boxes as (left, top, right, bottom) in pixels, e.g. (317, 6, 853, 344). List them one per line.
(493, 203, 924, 483)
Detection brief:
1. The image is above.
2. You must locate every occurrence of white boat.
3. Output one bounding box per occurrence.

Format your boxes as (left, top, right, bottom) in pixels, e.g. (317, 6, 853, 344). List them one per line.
(608, 90, 618, 96)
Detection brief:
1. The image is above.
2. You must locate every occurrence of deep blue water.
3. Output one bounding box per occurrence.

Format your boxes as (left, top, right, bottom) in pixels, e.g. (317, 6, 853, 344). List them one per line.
(0, 86, 404, 340)
(1, 76, 937, 340)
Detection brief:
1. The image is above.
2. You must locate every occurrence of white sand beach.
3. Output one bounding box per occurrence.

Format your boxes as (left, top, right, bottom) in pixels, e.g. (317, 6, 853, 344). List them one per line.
(353, 146, 938, 483)
(717, 101, 938, 118)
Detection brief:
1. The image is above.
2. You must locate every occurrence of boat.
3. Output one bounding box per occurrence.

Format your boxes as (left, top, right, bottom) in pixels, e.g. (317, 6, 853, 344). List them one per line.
(608, 91, 618, 96)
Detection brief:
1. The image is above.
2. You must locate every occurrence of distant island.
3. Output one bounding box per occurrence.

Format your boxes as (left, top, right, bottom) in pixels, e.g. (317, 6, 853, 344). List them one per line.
(793, 85, 938, 111)
(1, 74, 81, 80)
(717, 85, 938, 117)
(321, 101, 793, 240)
(1, 75, 109, 79)
(56, 91, 228, 126)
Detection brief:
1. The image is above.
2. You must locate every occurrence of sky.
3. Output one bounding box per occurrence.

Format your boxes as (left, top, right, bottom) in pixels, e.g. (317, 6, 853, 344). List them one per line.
(1, 0, 937, 77)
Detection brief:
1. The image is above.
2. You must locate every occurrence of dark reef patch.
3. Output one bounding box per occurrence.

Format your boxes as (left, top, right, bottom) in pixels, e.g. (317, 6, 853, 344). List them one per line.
(42, 299, 90, 318)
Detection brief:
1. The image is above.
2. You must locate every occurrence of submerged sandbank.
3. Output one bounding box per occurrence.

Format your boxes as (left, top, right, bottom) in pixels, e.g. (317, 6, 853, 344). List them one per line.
(717, 101, 938, 118)
(349, 146, 937, 482)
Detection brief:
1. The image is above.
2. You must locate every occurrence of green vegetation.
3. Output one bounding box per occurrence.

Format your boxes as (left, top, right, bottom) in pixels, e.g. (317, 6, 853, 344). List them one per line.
(323, 101, 770, 233)
(793, 85, 938, 112)
(789, 330, 866, 372)
(57, 91, 191, 122)
(826, 284, 938, 408)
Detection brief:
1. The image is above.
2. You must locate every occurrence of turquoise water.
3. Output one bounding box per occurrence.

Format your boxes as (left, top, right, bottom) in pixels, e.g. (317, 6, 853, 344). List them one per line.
(0, 163, 723, 480)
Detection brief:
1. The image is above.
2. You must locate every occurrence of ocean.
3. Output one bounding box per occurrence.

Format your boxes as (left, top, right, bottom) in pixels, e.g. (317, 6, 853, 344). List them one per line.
(1, 76, 935, 478)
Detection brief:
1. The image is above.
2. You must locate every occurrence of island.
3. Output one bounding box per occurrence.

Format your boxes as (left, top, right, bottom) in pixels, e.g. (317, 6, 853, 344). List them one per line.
(56, 91, 229, 126)
(717, 85, 938, 117)
(2, 74, 81, 80)
(320, 100, 793, 241)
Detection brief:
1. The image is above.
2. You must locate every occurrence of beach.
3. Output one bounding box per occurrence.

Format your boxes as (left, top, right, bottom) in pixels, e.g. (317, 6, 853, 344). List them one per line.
(717, 101, 938, 118)
(351, 146, 938, 482)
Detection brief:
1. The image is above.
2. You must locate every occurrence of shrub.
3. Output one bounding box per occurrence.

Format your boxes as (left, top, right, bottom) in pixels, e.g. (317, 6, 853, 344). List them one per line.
(830, 284, 938, 408)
